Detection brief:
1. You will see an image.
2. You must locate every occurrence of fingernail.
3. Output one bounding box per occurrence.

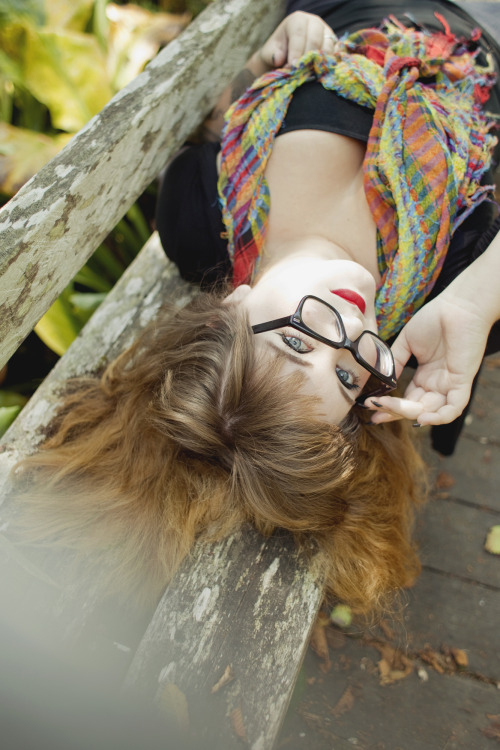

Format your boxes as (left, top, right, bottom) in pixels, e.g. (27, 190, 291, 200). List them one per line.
(412, 422, 422, 428)
(371, 401, 383, 408)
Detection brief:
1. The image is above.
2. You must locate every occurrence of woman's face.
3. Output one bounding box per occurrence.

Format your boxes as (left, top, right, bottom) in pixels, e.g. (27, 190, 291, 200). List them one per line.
(228, 256, 379, 424)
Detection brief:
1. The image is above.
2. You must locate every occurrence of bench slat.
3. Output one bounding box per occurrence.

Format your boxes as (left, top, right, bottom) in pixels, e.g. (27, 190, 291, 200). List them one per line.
(0, 0, 285, 370)
(0, 236, 323, 749)
(0, 235, 194, 648)
(124, 525, 322, 750)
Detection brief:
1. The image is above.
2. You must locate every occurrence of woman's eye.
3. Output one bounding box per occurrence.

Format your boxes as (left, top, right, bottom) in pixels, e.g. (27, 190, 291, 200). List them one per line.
(280, 334, 312, 353)
(336, 366, 360, 391)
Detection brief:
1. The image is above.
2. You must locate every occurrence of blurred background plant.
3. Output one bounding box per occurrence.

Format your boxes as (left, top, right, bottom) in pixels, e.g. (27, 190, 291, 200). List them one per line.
(0, 0, 212, 435)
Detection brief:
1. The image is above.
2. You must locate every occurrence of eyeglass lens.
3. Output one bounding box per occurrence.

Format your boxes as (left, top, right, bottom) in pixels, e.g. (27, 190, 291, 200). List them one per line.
(300, 298, 392, 377)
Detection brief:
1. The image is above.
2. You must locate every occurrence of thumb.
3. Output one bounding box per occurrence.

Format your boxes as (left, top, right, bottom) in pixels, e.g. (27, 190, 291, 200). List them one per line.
(390, 328, 412, 378)
(260, 33, 288, 68)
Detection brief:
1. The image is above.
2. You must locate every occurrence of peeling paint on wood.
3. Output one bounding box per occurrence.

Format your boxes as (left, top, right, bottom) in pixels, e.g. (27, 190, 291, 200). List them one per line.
(124, 525, 323, 750)
(0, 234, 194, 463)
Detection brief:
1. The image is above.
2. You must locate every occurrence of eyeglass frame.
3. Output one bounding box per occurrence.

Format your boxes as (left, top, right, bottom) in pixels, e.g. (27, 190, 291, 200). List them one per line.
(251, 294, 397, 404)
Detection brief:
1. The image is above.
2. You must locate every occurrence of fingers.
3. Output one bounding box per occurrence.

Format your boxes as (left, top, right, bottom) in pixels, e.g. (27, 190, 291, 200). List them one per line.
(286, 19, 335, 63)
(365, 390, 468, 427)
(264, 13, 338, 68)
(365, 396, 426, 424)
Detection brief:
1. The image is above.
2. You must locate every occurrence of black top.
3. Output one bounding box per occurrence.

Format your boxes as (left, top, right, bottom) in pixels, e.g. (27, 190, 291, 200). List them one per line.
(156, 0, 500, 309)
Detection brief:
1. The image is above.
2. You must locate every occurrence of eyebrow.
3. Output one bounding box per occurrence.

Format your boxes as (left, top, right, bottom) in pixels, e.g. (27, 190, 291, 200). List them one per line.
(266, 340, 355, 406)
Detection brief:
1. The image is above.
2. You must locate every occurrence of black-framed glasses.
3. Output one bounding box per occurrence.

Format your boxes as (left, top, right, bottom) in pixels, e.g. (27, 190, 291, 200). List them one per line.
(251, 295, 397, 403)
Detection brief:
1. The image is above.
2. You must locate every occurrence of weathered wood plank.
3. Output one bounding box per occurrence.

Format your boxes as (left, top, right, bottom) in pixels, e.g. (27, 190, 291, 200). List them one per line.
(404, 568, 500, 679)
(0, 233, 192, 468)
(280, 637, 500, 750)
(0, 234, 323, 748)
(0, 234, 192, 658)
(0, 0, 285, 370)
(415, 496, 500, 588)
(124, 525, 323, 750)
(428, 435, 500, 513)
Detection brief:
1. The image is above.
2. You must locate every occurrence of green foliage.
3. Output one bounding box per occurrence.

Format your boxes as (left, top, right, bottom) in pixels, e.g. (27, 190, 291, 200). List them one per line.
(0, 0, 200, 429)
(0, 390, 28, 438)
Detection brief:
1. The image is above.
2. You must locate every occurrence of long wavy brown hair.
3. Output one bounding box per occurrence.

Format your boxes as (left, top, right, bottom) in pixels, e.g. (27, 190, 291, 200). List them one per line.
(12, 290, 426, 614)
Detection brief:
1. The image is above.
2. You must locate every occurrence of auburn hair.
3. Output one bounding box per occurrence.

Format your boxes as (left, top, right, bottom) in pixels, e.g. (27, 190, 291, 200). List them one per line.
(12, 290, 426, 614)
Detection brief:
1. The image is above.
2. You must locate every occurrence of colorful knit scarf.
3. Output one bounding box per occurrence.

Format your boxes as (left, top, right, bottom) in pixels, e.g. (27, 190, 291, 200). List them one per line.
(218, 14, 498, 338)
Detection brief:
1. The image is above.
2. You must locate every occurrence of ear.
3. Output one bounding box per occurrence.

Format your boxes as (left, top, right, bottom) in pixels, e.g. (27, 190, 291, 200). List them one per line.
(223, 284, 252, 304)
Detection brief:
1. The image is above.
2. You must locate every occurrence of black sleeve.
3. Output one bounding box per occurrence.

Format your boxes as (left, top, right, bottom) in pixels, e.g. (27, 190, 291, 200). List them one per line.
(155, 142, 231, 288)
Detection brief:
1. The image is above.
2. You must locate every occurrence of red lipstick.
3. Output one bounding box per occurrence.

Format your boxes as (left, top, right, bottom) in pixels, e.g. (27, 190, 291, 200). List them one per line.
(331, 289, 366, 315)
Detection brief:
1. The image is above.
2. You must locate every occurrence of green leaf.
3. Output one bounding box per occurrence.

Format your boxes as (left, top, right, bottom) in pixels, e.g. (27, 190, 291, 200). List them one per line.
(0, 405, 22, 437)
(330, 604, 353, 628)
(0, 47, 25, 88)
(0, 390, 28, 408)
(73, 264, 113, 293)
(0, 122, 71, 195)
(485, 526, 500, 555)
(92, 0, 110, 51)
(44, 0, 95, 32)
(106, 3, 191, 90)
(34, 288, 80, 356)
(70, 291, 107, 312)
(24, 27, 113, 132)
(69, 291, 106, 326)
(0, 0, 45, 26)
(126, 202, 151, 245)
(88, 243, 126, 283)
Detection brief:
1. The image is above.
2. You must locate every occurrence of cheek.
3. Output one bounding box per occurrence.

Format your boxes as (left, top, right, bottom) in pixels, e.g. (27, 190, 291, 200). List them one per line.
(298, 373, 353, 425)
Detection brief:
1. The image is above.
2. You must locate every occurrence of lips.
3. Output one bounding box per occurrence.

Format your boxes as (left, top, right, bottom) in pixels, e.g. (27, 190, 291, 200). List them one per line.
(331, 289, 366, 315)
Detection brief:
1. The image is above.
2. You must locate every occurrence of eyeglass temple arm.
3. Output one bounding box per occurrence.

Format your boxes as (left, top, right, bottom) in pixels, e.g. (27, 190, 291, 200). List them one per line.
(251, 316, 293, 334)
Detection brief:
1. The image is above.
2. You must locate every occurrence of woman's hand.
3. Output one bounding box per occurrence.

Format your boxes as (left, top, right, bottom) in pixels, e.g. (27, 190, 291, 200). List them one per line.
(366, 292, 491, 426)
(258, 11, 338, 69)
(197, 12, 337, 142)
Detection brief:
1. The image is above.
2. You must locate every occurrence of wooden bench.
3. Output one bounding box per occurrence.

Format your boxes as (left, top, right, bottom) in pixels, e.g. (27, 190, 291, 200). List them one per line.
(0, 1, 324, 747)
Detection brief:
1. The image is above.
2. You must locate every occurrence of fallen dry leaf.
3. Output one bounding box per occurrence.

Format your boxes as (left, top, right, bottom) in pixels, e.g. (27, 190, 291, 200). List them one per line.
(331, 685, 355, 718)
(435, 470, 456, 489)
(419, 645, 446, 674)
(450, 648, 468, 669)
(211, 664, 234, 694)
(367, 640, 413, 685)
(485, 526, 500, 555)
(310, 617, 331, 673)
(231, 707, 247, 741)
(482, 721, 500, 740)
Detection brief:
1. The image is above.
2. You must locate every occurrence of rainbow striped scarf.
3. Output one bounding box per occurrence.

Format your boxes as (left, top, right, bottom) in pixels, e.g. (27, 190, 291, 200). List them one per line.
(218, 15, 498, 338)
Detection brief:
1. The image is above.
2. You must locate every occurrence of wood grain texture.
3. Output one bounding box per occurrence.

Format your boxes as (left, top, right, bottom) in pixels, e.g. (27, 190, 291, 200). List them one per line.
(0, 234, 193, 649)
(124, 525, 323, 750)
(0, 235, 323, 748)
(0, 0, 285, 370)
(0, 233, 192, 470)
